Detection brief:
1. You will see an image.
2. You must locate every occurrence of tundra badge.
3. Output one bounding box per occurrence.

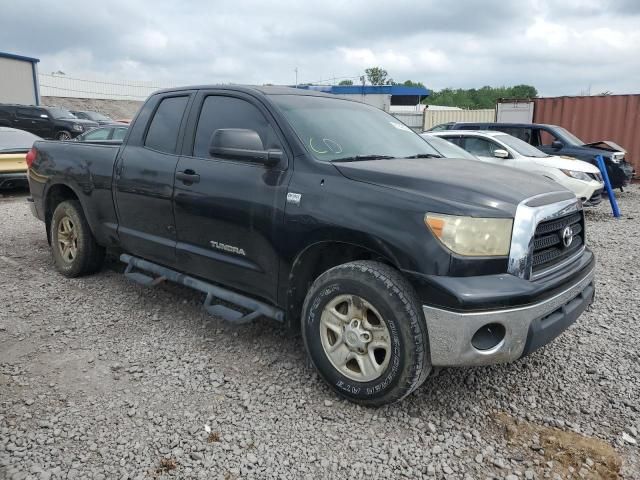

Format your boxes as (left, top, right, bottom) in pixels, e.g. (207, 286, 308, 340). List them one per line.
(287, 192, 302, 206)
(210, 241, 246, 256)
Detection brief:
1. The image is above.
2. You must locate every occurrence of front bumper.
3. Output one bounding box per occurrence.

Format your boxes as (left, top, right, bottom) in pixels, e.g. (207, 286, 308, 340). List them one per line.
(422, 262, 595, 367)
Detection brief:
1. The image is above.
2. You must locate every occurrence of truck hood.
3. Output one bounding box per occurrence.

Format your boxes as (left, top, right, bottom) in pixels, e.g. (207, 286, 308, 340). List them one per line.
(582, 140, 626, 154)
(530, 155, 601, 174)
(333, 158, 569, 217)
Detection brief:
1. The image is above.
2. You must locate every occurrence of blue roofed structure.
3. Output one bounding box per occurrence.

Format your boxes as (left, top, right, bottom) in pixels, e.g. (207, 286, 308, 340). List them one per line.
(292, 84, 429, 111)
(0, 51, 41, 105)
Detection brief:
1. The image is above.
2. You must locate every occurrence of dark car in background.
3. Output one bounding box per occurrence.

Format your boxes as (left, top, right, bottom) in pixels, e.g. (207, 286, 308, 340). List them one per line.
(427, 122, 634, 190)
(0, 104, 99, 140)
(75, 124, 128, 144)
(70, 110, 116, 126)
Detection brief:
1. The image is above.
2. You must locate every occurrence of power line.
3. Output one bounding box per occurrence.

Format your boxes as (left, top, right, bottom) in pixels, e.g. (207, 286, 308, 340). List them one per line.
(39, 73, 170, 89)
(38, 83, 151, 99)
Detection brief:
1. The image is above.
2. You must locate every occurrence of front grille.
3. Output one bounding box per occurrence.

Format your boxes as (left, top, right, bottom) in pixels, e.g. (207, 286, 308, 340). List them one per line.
(532, 212, 584, 274)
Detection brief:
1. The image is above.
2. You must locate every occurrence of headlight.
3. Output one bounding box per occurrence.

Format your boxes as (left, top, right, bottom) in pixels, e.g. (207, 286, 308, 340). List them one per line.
(560, 169, 592, 181)
(72, 124, 84, 132)
(425, 213, 513, 257)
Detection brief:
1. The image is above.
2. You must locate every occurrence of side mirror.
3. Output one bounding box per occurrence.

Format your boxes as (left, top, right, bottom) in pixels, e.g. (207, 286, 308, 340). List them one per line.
(40, 114, 49, 119)
(493, 149, 509, 159)
(209, 128, 281, 166)
(551, 140, 563, 150)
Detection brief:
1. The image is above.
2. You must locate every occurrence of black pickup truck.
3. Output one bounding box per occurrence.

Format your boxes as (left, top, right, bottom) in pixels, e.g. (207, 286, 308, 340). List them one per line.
(27, 86, 596, 405)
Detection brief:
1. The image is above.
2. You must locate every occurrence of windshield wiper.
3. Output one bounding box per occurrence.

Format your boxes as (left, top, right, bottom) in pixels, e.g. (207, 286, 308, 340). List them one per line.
(330, 154, 395, 162)
(403, 153, 442, 159)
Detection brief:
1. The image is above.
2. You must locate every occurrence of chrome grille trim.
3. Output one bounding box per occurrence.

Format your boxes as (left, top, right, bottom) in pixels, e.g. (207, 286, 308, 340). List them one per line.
(507, 192, 583, 280)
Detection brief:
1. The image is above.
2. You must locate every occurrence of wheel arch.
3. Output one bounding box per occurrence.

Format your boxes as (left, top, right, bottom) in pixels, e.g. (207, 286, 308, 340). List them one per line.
(43, 183, 82, 245)
(284, 239, 401, 330)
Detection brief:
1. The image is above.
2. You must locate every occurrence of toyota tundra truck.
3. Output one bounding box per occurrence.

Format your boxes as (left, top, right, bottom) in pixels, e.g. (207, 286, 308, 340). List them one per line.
(26, 86, 596, 406)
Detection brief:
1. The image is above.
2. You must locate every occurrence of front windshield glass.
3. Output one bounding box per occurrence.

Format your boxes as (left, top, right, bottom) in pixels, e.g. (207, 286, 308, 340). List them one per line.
(555, 126, 584, 146)
(495, 134, 549, 158)
(48, 107, 77, 120)
(271, 94, 440, 161)
(420, 134, 477, 160)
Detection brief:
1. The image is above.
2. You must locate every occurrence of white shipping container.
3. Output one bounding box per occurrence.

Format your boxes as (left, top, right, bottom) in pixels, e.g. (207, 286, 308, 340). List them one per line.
(423, 108, 495, 131)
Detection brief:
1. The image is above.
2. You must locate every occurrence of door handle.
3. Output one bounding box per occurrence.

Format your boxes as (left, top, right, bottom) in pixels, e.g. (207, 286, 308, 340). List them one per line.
(176, 169, 200, 184)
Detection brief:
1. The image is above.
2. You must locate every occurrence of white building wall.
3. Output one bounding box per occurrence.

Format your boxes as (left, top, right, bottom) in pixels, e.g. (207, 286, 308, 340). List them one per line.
(0, 57, 37, 104)
(337, 93, 391, 111)
(423, 108, 496, 130)
(38, 73, 176, 101)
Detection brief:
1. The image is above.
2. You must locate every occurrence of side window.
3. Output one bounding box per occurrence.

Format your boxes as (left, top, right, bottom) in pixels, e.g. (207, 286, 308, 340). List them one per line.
(144, 96, 189, 154)
(539, 129, 559, 147)
(497, 127, 532, 143)
(17, 107, 40, 118)
(193, 96, 281, 159)
(112, 128, 127, 141)
(441, 136, 463, 147)
(461, 137, 499, 157)
(459, 124, 479, 130)
(83, 128, 110, 141)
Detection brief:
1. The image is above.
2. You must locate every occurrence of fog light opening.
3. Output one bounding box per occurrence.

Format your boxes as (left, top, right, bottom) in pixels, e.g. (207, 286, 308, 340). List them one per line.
(471, 323, 506, 351)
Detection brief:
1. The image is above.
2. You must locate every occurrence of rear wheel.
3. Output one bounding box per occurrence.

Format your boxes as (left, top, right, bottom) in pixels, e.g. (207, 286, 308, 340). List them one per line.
(50, 200, 105, 277)
(302, 260, 431, 406)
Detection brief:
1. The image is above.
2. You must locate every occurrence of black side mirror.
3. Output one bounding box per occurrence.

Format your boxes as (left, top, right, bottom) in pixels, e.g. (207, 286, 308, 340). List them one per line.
(209, 128, 281, 166)
(551, 140, 563, 150)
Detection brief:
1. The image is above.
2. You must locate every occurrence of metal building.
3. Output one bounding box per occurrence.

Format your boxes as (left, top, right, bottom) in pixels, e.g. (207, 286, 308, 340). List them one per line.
(292, 85, 429, 112)
(0, 51, 40, 105)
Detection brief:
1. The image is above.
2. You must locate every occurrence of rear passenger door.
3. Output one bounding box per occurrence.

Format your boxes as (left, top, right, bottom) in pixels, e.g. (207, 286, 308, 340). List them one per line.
(172, 90, 291, 303)
(15, 107, 50, 138)
(114, 93, 193, 266)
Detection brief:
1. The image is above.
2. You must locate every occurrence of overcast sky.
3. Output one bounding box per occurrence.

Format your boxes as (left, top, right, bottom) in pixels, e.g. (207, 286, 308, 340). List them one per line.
(2, 0, 639, 96)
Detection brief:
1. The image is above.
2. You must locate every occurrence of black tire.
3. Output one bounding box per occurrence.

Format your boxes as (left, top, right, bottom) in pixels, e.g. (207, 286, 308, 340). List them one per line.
(302, 260, 431, 406)
(50, 200, 105, 277)
(56, 130, 72, 141)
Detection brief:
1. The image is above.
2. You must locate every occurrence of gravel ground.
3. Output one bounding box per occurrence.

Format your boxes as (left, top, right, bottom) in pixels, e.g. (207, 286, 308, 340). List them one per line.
(1, 187, 639, 479)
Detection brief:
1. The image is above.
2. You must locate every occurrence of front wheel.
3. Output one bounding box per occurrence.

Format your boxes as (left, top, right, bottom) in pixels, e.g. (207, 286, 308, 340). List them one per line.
(302, 261, 431, 406)
(56, 130, 72, 141)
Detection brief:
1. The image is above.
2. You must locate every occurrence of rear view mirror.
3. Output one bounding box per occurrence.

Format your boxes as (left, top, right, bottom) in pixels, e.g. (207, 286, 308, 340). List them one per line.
(493, 149, 509, 159)
(209, 128, 281, 166)
(551, 140, 563, 150)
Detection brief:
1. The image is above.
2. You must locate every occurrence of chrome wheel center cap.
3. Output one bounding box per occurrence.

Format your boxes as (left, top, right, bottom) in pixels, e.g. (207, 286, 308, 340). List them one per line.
(344, 319, 371, 351)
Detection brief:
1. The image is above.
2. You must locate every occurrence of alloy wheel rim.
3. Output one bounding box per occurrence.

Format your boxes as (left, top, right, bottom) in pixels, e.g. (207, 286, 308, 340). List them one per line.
(319, 294, 391, 382)
(57, 216, 78, 263)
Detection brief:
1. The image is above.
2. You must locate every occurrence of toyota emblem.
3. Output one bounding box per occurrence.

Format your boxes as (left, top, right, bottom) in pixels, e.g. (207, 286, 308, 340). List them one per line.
(562, 225, 574, 248)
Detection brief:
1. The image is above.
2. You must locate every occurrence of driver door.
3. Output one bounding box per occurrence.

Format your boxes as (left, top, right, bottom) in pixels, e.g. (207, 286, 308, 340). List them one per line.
(172, 91, 291, 303)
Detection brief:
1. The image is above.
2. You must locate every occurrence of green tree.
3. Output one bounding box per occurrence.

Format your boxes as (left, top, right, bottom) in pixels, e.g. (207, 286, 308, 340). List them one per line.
(426, 85, 538, 108)
(338, 79, 354, 86)
(365, 67, 393, 85)
(400, 80, 425, 89)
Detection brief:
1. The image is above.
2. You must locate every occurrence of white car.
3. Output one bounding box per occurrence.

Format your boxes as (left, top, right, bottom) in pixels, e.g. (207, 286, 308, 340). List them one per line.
(431, 130, 605, 206)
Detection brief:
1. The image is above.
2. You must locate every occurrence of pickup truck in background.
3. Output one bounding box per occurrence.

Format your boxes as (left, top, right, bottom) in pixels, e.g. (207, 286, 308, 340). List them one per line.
(428, 121, 634, 190)
(27, 86, 596, 405)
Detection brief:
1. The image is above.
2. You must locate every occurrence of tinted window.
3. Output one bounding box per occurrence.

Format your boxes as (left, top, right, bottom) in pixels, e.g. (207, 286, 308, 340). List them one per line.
(112, 127, 127, 141)
(47, 107, 77, 119)
(145, 96, 189, 154)
(82, 128, 111, 141)
(16, 107, 42, 118)
(458, 124, 479, 130)
(538, 129, 560, 147)
(494, 126, 533, 143)
(193, 96, 281, 158)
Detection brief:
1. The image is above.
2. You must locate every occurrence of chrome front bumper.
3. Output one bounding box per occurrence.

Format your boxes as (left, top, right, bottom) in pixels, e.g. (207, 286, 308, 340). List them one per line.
(423, 266, 595, 367)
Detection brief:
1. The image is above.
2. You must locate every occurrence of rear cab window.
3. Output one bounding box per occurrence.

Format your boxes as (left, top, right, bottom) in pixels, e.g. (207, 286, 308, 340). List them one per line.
(144, 96, 189, 154)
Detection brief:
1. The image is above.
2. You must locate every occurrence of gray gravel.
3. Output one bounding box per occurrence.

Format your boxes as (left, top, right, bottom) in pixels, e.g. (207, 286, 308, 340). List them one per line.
(1, 187, 639, 479)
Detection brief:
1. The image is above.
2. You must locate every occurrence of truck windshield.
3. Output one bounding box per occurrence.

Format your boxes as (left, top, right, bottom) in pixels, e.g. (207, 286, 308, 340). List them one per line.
(271, 94, 440, 161)
(495, 134, 549, 158)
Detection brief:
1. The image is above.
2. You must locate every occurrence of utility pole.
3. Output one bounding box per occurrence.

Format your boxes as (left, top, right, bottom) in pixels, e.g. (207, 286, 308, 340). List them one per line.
(294, 67, 298, 88)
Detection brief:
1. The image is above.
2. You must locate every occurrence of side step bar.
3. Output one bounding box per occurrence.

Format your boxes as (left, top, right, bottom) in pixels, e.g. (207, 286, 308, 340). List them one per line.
(120, 254, 284, 324)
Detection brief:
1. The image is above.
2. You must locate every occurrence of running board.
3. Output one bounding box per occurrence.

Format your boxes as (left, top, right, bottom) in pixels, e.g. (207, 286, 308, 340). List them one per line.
(120, 254, 284, 324)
